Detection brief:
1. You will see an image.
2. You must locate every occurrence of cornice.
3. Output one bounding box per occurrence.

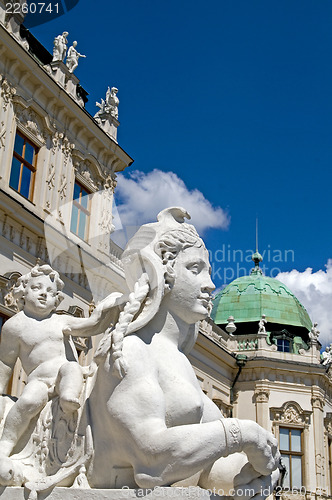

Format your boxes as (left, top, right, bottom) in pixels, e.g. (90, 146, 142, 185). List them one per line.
(0, 25, 133, 172)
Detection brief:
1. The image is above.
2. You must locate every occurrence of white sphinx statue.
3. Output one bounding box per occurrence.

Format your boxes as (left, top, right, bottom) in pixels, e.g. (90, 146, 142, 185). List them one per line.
(0, 208, 280, 498)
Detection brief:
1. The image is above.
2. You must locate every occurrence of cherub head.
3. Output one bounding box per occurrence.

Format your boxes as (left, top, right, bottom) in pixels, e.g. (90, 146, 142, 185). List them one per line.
(13, 264, 64, 317)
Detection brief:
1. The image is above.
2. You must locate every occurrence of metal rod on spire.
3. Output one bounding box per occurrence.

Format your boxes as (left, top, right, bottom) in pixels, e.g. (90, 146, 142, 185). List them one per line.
(256, 217, 258, 252)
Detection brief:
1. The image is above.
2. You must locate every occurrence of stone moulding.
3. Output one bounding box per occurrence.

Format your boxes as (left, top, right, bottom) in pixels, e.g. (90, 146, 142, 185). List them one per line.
(1, 486, 223, 499)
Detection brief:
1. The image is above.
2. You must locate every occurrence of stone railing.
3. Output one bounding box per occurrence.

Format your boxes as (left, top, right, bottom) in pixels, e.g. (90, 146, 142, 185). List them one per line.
(236, 335, 258, 351)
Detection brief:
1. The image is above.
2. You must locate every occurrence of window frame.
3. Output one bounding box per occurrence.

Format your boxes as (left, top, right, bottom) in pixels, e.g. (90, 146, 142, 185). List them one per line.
(70, 180, 91, 241)
(279, 426, 304, 490)
(9, 130, 39, 201)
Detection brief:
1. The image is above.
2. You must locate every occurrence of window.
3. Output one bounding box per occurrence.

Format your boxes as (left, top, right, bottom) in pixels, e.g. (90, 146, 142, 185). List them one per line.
(277, 338, 291, 352)
(279, 427, 303, 489)
(70, 181, 91, 240)
(9, 131, 38, 200)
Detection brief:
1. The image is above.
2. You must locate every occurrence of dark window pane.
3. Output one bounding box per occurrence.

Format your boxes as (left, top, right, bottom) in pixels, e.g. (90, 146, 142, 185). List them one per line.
(14, 134, 24, 156)
(71, 204, 78, 234)
(20, 166, 32, 199)
(24, 142, 35, 165)
(0, 316, 3, 336)
(78, 211, 86, 239)
(280, 428, 290, 451)
(73, 182, 81, 200)
(277, 339, 290, 352)
(9, 158, 21, 191)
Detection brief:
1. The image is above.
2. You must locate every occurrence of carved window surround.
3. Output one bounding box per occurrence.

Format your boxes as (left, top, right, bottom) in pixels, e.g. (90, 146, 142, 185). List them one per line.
(271, 402, 311, 492)
(270, 401, 311, 429)
(13, 98, 54, 147)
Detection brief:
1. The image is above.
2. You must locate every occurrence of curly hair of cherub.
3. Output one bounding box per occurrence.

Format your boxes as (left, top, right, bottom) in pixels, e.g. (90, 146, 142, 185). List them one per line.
(13, 264, 65, 311)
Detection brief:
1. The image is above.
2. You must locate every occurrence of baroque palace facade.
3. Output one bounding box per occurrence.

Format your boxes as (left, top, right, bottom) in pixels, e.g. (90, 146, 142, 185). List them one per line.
(0, 4, 331, 499)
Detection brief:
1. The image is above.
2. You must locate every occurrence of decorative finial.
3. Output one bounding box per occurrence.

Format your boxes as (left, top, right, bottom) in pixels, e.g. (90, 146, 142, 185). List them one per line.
(256, 217, 258, 252)
(251, 218, 263, 275)
(226, 316, 237, 335)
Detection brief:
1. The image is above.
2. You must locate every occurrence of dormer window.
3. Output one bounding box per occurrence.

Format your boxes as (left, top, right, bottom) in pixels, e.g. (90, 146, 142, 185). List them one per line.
(277, 338, 291, 353)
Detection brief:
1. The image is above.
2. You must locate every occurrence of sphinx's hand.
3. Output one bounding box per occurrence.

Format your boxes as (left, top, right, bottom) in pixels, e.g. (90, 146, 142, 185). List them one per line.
(233, 463, 280, 500)
(239, 420, 280, 476)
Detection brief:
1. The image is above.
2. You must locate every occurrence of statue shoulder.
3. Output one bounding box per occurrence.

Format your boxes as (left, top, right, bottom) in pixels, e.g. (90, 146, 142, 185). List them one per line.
(122, 334, 155, 373)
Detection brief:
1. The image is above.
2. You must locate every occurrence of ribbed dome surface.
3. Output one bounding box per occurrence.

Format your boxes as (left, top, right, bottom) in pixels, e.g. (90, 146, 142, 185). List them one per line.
(211, 273, 312, 333)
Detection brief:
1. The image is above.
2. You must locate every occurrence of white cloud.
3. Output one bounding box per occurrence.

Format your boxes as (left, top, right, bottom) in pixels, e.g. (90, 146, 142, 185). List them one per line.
(276, 260, 332, 347)
(114, 169, 229, 234)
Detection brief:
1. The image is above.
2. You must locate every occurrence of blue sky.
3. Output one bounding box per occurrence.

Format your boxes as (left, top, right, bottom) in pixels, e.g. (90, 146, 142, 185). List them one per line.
(31, 0, 332, 342)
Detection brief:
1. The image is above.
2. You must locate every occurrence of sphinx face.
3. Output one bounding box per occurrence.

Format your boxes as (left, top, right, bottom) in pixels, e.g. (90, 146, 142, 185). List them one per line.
(166, 245, 215, 325)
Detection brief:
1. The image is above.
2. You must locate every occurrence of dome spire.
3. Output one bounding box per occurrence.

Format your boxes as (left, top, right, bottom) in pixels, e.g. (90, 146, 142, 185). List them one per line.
(251, 218, 263, 275)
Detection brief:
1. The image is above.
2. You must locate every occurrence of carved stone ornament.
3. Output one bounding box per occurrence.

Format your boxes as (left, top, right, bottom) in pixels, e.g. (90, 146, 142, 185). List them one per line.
(62, 137, 75, 165)
(0, 271, 22, 311)
(14, 105, 44, 143)
(254, 388, 270, 403)
(0, 121, 6, 150)
(311, 395, 324, 411)
(270, 401, 311, 427)
(0, 78, 16, 111)
(52, 131, 63, 155)
(58, 174, 68, 200)
(46, 164, 56, 190)
(74, 159, 102, 190)
(0, 210, 281, 498)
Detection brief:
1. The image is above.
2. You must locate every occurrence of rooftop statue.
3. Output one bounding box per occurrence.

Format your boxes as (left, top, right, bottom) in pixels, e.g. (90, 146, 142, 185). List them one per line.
(95, 86, 119, 121)
(52, 31, 69, 62)
(0, 209, 280, 498)
(66, 41, 86, 73)
(258, 314, 267, 334)
(309, 322, 320, 343)
(321, 343, 332, 366)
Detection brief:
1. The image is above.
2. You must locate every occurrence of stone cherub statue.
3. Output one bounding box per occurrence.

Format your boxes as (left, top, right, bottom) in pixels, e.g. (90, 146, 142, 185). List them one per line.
(66, 41, 86, 73)
(52, 31, 68, 62)
(0, 264, 125, 485)
(0, 209, 280, 498)
(258, 314, 267, 334)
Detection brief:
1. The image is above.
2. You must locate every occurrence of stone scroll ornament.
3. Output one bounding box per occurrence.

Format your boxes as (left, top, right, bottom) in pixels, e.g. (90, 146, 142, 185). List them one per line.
(0, 208, 280, 498)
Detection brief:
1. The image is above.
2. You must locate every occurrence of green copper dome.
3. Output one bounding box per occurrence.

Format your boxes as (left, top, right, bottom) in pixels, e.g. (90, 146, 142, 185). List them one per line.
(211, 258, 312, 337)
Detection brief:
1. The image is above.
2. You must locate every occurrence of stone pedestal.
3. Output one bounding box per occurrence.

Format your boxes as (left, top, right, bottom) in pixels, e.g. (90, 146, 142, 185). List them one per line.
(0, 487, 224, 499)
(94, 112, 119, 142)
(49, 62, 83, 106)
